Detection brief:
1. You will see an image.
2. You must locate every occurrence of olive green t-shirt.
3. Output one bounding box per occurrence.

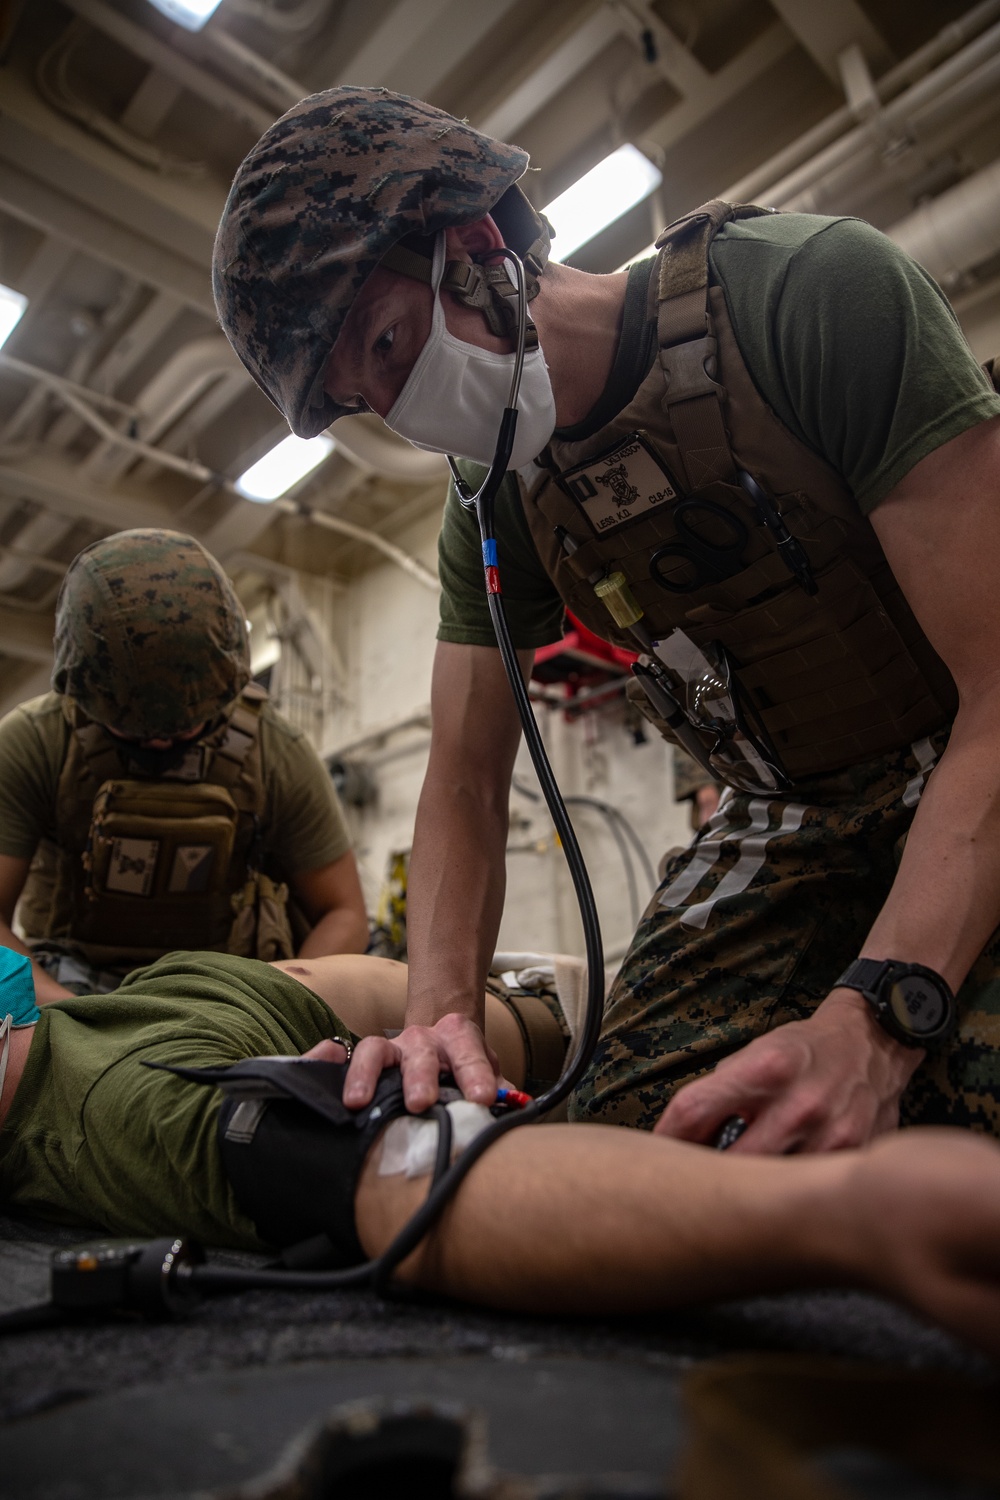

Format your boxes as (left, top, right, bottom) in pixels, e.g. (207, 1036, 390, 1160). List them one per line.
(0, 952, 349, 1248)
(438, 213, 1000, 649)
(0, 692, 351, 871)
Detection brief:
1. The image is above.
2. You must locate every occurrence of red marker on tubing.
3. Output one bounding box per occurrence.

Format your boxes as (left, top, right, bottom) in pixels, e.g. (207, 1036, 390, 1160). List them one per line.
(495, 1086, 532, 1109)
(482, 539, 502, 595)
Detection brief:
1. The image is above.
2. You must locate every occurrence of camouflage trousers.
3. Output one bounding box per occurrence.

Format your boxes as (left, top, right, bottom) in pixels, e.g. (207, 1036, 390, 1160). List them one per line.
(569, 728, 1000, 1135)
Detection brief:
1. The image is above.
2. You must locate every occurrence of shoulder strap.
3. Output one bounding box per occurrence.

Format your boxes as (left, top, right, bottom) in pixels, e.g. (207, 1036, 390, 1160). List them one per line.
(59, 697, 124, 786)
(203, 682, 268, 791)
(655, 200, 774, 490)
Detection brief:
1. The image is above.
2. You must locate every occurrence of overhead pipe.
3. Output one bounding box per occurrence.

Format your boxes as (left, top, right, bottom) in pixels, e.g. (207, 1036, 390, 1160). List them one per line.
(192, 24, 302, 113)
(886, 156, 1000, 286)
(0, 353, 138, 419)
(81, 337, 246, 485)
(723, 0, 1000, 205)
(785, 51, 1000, 217)
(120, 338, 240, 438)
(1, 362, 440, 591)
(752, 20, 1000, 211)
(275, 500, 439, 591)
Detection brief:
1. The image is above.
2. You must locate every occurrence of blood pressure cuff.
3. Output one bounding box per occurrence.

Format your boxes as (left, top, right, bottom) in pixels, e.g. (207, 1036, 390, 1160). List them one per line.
(146, 1057, 409, 1266)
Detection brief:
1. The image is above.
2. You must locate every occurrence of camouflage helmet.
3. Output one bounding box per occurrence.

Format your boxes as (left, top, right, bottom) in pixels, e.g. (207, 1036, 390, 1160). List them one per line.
(213, 86, 546, 440)
(52, 529, 250, 739)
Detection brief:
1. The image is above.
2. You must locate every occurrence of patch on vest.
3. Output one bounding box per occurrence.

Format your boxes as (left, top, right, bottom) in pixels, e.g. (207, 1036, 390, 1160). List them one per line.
(106, 837, 159, 896)
(559, 434, 678, 535)
(168, 844, 216, 893)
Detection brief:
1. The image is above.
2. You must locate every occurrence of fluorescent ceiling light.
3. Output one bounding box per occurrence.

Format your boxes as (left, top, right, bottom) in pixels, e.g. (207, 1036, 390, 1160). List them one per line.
(544, 145, 662, 263)
(236, 433, 335, 503)
(145, 0, 224, 30)
(0, 283, 28, 352)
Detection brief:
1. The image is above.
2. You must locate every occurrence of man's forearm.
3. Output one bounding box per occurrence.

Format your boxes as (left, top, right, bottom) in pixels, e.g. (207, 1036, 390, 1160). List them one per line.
(298, 906, 369, 957)
(405, 768, 509, 1030)
(862, 696, 1000, 988)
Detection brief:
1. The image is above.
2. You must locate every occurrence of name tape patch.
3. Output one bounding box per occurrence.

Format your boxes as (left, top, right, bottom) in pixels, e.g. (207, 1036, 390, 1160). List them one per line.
(559, 434, 677, 535)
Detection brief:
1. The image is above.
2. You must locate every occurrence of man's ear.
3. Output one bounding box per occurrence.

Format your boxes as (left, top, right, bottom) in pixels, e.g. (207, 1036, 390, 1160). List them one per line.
(444, 215, 505, 261)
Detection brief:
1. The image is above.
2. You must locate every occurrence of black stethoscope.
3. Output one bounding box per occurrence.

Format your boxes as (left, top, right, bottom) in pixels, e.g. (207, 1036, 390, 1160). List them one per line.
(444, 245, 606, 1116)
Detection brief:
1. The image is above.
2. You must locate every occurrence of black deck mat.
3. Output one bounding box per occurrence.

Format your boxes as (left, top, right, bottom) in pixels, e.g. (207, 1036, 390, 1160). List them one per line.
(1, 1209, 996, 1498)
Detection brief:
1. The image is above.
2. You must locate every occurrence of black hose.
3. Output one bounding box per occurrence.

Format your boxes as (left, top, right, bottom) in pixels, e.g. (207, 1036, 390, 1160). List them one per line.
(192, 424, 606, 1302)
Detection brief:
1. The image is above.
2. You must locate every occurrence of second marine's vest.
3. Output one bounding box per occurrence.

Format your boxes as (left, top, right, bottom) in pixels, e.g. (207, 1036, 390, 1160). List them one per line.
(521, 200, 960, 783)
(19, 684, 276, 964)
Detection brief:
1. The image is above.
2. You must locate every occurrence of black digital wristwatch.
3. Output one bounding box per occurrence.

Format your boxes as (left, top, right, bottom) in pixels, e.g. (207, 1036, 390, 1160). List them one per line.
(834, 958, 957, 1049)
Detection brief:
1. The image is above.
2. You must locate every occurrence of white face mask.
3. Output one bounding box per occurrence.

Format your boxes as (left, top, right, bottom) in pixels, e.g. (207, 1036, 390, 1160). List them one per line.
(385, 233, 556, 471)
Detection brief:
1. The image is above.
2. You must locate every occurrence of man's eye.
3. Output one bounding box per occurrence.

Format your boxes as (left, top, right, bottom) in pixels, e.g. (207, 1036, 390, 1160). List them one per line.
(374, 326, 395, 356)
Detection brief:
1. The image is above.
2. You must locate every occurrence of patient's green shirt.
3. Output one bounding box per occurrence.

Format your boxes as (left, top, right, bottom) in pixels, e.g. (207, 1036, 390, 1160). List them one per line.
(0, 953, 349, 1249)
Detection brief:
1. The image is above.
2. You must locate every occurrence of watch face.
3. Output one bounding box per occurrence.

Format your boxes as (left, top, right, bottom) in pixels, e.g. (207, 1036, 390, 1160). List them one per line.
(887, 973, 948, 1037)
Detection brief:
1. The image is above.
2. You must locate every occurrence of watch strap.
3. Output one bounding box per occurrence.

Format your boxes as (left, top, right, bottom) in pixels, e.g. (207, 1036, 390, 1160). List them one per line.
(835, 957, 890, 999)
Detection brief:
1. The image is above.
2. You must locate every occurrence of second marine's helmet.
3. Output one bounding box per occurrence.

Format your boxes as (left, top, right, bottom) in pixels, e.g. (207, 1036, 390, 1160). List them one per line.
(52, 529, 250, 741)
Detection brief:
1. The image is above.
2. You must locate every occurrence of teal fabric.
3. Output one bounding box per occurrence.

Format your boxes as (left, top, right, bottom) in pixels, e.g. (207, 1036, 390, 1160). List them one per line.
(0, 946, 38, 1026)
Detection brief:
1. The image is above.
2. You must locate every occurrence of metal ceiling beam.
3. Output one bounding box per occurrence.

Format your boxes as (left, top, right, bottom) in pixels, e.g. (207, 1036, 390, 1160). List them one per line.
(0, 70, 221, 314)
(59, 0, 275, 136)
(611, 0, 709, 97)
(0, 455, 176, 532)
(477, 5, 623, 140)
(198, 496, 285, 563)
(644, 22, 798, 154)
(768, 0, 893, 83)
(0, 160, 214, 318)
(328, 0, 456, 86)
(374, 0, 534, 102)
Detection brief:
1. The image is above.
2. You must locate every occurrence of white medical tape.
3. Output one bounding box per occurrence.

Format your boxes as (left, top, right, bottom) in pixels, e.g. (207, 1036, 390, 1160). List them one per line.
(377, 1100, 494, 1180)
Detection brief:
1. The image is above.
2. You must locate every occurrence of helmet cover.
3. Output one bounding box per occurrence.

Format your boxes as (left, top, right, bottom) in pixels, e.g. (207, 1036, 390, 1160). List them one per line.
(213, 85, 529, 438)
(52, 529, 250, 739)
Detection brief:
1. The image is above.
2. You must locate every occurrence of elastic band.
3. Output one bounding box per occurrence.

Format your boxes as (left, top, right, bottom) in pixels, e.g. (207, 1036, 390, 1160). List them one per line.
(0, 1014, 11, 1108)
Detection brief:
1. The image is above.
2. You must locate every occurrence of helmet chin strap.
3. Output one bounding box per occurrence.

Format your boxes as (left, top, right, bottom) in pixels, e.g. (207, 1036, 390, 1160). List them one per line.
(379, 237, 544, 346)
(440, 258, 540, 347)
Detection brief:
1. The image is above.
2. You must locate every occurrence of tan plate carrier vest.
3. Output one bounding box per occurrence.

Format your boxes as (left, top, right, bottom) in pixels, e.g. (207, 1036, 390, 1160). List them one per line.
(522, 200, 963, 784)
(19, 683, 287, 965)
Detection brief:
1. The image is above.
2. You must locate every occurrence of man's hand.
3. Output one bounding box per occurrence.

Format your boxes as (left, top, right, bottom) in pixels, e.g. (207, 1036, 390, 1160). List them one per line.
(654, 989, 923, 1153)
(343, 1012, 506, 1114)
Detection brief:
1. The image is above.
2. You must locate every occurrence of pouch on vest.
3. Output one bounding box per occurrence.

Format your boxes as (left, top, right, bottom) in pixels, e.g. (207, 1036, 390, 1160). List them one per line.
(524, 201, 959, 783)
(229, 871, 295, 962)
(80, 780, 240, 951)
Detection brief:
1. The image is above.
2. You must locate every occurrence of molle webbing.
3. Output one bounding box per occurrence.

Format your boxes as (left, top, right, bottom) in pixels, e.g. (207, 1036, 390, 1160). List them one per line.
(22, 685, 271, 962)
(654, 201, 771, 491)
(523, 200, 957, 783)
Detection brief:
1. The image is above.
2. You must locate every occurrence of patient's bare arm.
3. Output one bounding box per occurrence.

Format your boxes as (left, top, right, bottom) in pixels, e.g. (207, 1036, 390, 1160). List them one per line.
(279, 953, 1000, 1357)
(353, 1120, 1000, 1358)
(270, 953, 527, 1089)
